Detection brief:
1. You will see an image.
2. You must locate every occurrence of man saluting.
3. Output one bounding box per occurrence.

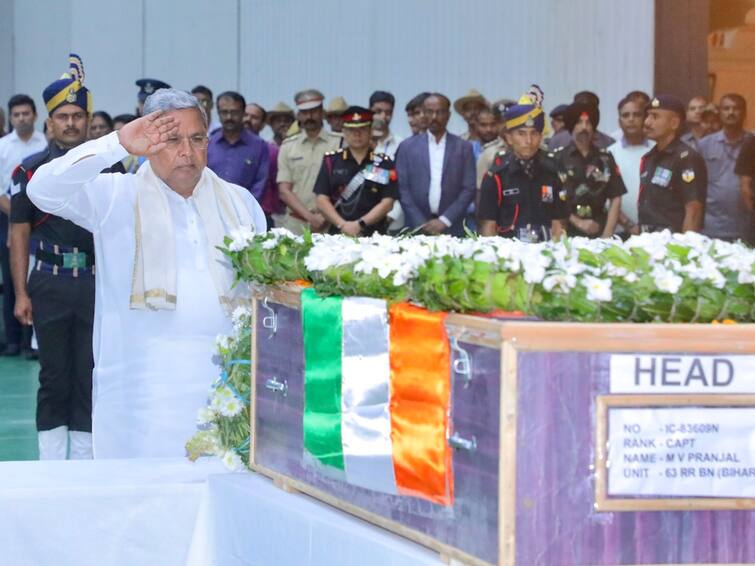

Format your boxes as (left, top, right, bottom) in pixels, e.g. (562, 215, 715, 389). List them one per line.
(27, 88, 266, 458)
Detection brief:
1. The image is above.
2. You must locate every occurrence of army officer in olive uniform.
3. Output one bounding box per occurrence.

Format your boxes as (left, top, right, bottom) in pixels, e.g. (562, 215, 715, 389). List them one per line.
(314, 106, 397, 236)
(553, 101, 627, 238)
(639, 95, 708, 233)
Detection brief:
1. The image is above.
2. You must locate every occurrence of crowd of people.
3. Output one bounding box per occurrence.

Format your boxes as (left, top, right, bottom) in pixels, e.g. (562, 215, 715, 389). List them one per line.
(0, 53, 753, 459)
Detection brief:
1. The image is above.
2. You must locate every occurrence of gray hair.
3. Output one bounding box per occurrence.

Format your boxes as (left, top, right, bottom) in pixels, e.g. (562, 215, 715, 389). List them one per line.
(143, 88, 208, 128)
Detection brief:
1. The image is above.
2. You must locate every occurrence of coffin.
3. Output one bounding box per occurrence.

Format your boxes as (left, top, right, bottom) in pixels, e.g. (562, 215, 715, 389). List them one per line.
(249, 283, 755, 566)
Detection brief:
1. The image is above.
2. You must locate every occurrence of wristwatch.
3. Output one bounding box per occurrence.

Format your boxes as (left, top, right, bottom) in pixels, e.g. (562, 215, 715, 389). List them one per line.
(358, 219, 368, 231)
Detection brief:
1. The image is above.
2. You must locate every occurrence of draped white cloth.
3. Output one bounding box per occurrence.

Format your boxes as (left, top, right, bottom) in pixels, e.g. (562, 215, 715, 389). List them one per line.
(27, 132, 266, 458)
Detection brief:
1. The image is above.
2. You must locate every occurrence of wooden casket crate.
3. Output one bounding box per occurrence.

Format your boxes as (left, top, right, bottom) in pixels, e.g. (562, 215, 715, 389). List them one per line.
(249, 284, 755, 566)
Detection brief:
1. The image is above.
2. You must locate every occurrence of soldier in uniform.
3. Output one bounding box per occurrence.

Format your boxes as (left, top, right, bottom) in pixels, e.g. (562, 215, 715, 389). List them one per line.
(552, 101, 627, 238)
(476, 98, 515, 189)
(135, 78, 170, 117)
(276, 89, 342, 234)
(9, 55, 123, 459)
(639, 95, 708, 233)
(478, 93, 568, 241)
(314, 106, 397, 236)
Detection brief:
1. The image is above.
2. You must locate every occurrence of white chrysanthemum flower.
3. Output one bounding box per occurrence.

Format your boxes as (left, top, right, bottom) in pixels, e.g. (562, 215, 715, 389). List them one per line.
(652, 265, 684, 294)
(197, 406, 216, 425)
(543, 272, 577, 292)
(221, 450, 245, 471)
(218, 396, 244, 417)
(582, 275, 612, 302)
(215, 334, 231, 350)
(227, 226, 256, 252)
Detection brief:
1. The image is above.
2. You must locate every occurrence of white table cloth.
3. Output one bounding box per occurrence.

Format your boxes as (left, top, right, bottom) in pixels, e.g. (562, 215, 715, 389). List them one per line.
(0, 457, 226, 566)
(187, 472, 444, 566)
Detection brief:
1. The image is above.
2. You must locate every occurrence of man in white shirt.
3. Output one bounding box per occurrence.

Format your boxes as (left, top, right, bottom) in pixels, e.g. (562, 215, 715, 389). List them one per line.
(607, 91, 655, 236)
(27, 88, 266, 458)
(0, 94, 47, 357)
(369, 91, 404, 231)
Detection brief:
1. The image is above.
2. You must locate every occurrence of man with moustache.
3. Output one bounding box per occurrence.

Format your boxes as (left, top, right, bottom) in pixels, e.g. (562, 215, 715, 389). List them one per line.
(243, 102, 266, 135)
(608, 91, 654, 236)
(404, 92, 430, 136)
(10, 55, 123, 459)
(478, 93, 568, 241)
(369, 91, 402, 158)
(207, 91, 269, 203)
(0, 94, 47, 357)
(553, 101, 626, 238)
(396, 93, 475, 237)
(680, 95, 708, 150)
(276, 89, 341, 234)
(699, 94, 752, 242)
(639, 95, 707, 233)
(260, 102, 295, 228)
(26, 87, 266, 457)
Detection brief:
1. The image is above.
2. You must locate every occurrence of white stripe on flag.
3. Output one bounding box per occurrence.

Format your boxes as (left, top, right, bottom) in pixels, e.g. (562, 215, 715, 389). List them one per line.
(340, 297, 397, 494)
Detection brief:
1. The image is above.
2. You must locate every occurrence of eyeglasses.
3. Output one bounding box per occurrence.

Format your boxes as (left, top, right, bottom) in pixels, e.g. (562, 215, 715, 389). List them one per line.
(164, 134, 209, 149)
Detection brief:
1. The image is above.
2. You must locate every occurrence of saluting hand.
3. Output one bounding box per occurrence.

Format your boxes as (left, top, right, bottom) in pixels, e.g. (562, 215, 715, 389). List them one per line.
(116, 111, 179, 157)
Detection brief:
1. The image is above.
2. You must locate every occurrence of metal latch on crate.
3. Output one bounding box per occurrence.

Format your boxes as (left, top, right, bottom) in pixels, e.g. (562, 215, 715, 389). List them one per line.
(450, 336, 472, 387)
(448, 432, 477, 453)
(260, 297, 277, 337)
(265, 376, 288, 396)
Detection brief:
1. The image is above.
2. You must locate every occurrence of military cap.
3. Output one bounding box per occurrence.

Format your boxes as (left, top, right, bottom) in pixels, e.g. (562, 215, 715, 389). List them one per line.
(647, 94, 685, 120)
(136, 78, 171, 102)
(43, 53, 92, 115)
(504, 88, 546, 133)
(294, 89, 325, 111)
(549, 104, 569, 119)
(341, 106, 372, 128)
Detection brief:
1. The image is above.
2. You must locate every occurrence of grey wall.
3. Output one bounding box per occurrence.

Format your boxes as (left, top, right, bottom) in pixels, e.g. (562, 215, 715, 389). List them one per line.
(1, 0, 656, 139)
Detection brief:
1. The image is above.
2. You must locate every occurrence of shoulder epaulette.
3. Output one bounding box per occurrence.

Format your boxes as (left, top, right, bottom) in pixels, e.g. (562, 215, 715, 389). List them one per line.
(324, 150, 337, 156)
(482, 139, 500, 150)
(281, 133, 301, 144)
(376, 152, 392, 162)
(329, 131, 344, 138)
(495, 148, 508, 157)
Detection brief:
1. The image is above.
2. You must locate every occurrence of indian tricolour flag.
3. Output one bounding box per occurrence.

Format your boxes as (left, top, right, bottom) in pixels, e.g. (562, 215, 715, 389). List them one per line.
(301, 288, 453, 506)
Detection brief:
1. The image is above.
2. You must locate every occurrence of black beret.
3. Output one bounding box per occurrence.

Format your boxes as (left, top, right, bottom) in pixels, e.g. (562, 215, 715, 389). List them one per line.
(647, 94, 685, 120)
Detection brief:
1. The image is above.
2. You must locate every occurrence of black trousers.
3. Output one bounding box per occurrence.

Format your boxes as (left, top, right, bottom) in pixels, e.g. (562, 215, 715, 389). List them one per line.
(28, 270, 95, 432)
(0, 242, 20, 346)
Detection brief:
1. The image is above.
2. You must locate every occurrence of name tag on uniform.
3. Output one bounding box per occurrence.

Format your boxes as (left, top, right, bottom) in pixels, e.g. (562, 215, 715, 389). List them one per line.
(362, 164, 390, 184)
(541, 185, 554, 203)
(651, 166, 673, 187)
(503, 187, 520, 197)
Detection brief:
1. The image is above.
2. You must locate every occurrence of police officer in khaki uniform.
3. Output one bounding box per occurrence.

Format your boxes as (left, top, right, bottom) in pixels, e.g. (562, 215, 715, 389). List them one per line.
(314, 106, 397, 236)
(476, 99, 515, 189)
(639, 95, 708, 233)
(276, 89, 342, 234)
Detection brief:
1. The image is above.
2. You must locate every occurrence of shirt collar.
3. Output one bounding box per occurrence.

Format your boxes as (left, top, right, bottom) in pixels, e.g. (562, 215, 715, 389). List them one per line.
(620, 135, 651, 148)
(427, 130, 447, 146)
(216, 128, 253, 146)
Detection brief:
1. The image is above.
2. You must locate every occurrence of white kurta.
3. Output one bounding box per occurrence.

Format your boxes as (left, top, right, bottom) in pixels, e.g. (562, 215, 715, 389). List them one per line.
(27, 132, 266, 458)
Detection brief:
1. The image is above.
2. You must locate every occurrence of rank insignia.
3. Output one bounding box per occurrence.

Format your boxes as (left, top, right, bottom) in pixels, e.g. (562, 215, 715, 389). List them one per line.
(558, 171, 567, 183)
(682, 169, 695, 183)
(680, 150, 689, 158)
(541, 185, 554, 203)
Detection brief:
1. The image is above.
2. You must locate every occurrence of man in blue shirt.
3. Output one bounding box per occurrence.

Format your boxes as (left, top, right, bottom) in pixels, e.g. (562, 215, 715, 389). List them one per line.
(207, 91, 269, 201)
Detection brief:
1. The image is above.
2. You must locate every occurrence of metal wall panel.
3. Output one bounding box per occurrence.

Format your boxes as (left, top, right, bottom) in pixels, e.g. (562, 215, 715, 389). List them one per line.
(4, 0, 654, 139)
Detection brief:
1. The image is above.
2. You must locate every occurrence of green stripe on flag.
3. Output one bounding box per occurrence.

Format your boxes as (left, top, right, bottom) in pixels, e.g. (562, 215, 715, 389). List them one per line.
(302, 288, 344, 470)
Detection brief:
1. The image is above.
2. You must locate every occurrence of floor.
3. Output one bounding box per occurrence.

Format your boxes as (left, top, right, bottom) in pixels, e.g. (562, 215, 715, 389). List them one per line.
(0, 356, 39, 461)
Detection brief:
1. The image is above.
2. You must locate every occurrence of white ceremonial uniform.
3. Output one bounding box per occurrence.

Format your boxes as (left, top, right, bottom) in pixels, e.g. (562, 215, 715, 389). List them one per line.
(26, 132, 266, 458)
